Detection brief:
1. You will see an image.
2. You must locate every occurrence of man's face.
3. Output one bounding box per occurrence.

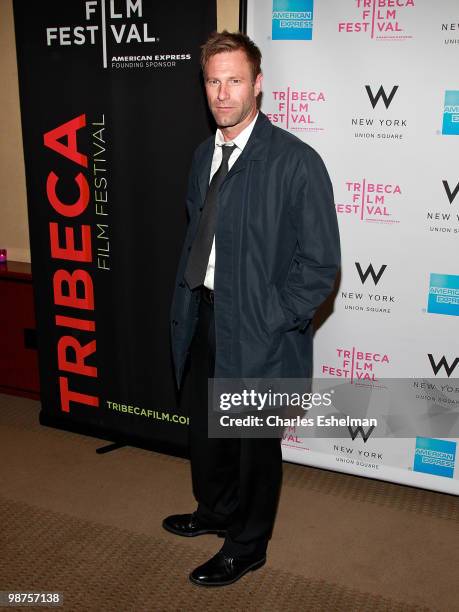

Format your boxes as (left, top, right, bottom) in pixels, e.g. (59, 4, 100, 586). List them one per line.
(204, 49, 262, 136)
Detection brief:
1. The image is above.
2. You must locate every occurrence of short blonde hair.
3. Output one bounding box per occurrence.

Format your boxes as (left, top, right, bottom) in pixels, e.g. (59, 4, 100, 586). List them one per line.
(201, 30, 262, 81)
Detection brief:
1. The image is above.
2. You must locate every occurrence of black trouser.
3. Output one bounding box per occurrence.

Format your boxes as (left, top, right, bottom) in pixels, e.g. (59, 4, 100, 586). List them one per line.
(185, 291, 283, 559)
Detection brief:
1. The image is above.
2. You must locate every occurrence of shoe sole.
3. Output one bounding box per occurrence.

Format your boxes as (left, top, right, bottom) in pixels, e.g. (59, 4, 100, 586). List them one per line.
(188, 557, 266, 587)
(162, 521, 227, 538)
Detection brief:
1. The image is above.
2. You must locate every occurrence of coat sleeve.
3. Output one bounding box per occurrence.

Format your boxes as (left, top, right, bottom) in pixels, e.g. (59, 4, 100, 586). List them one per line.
(279, 148, 341, 330)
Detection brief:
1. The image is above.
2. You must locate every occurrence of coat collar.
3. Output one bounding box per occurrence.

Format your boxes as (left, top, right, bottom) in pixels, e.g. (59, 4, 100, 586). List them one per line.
(238, 111, 272, 161)
(197, 112, 272, 199)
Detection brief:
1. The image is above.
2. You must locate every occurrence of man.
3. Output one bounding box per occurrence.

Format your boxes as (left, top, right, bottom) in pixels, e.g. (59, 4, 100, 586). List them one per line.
(166, 31, 340, 587)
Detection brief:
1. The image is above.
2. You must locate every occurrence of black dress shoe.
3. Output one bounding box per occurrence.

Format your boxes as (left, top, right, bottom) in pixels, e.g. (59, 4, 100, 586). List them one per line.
(162, 512, 227, 537)
(189, 551, 266, 587)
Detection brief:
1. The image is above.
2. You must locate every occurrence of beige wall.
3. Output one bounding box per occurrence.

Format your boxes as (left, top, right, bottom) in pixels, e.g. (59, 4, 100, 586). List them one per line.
(217, 0, 239, 31)
(0, 0, 30, 262)
(0, 0, 239, 264)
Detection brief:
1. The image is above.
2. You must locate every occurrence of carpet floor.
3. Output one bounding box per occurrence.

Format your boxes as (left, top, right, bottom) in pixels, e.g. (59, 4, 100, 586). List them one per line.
(0, 393, 457, 611)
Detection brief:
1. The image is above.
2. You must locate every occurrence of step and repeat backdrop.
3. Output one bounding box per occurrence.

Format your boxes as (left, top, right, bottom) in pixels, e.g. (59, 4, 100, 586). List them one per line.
(246, 0, 458, 494)
(14, 0, 457, 494)
(14, 0, 216, 454)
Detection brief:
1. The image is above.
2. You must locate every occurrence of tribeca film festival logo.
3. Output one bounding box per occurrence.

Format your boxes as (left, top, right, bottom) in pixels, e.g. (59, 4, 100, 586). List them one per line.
(322, 347, 390, 385)
(426, 179, 459, 235)
(45, 0, 191, 70)
(281, 425, 310, 451)
(272, 0, 314, 41)
(340, 262, 396, 315)
(338, 0, 415, 41)
(336, 178, 401, 224)
(413, 437, 456, 479)
(442, 91, 459, 135)
(353, 85, 407, 140)
(266, 87, 326, 132)
(426, 273, 459, 317)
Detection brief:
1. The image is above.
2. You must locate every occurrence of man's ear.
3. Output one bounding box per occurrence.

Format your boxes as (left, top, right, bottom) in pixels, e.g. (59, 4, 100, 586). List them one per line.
(254, 72, 263, 98)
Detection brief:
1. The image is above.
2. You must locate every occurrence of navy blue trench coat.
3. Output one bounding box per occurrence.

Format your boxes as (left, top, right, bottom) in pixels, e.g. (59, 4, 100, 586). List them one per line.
(170, 112, 340, 387)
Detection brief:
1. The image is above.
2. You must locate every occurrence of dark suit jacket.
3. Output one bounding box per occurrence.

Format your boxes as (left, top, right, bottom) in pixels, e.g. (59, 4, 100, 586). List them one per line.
(170, 112, 340, 386)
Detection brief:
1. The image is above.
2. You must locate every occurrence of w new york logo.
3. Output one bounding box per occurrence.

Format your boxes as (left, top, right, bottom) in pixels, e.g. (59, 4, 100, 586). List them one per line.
(428, 354, 459, 378)
(442, 179, 459, 205)
(348, 424, 375, 443)
(355, 263, 387, 285)
(365, 85, 398, 109)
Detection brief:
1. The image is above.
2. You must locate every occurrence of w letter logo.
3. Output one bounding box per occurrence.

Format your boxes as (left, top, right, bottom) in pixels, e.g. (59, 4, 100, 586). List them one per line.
(365, 85, 399, 109)
(442, 180, 459, 205)
(348, 425, 375, 443)
(355, 263, 387, 285)
(428, 354, 459, 378)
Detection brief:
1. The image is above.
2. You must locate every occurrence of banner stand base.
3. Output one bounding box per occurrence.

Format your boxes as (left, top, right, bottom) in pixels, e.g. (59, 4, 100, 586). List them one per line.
(96, 442, 126, 455)
(39, 408, 189, 461)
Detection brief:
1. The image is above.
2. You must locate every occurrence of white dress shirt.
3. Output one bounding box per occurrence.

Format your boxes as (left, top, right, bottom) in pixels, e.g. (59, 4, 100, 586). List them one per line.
(203, 112, 259, 289)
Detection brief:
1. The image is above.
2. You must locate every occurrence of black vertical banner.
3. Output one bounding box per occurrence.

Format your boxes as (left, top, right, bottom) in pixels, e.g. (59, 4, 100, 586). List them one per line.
(13, 0, 216, 454)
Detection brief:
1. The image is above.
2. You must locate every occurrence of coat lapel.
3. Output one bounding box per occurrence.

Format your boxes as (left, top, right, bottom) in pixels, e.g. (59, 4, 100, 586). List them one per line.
(197, 140, 214, 202)
(197, 112, 273, 195)
(224, 112, 272, 183)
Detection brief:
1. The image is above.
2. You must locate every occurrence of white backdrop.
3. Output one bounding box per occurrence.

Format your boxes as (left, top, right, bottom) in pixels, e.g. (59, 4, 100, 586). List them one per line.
(247, 0, 459, 494)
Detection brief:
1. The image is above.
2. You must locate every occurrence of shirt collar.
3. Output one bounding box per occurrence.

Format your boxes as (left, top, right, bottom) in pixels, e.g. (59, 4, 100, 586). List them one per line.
(215, 112, 259, 151)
